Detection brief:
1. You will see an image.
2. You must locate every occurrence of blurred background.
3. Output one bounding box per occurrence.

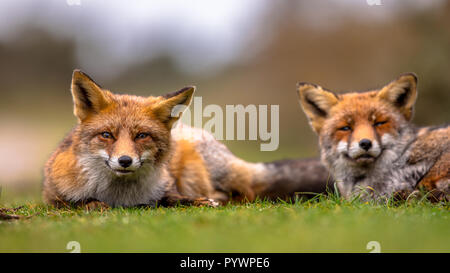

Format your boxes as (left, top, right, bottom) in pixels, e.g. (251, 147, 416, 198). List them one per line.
(1, 0, 449, 202)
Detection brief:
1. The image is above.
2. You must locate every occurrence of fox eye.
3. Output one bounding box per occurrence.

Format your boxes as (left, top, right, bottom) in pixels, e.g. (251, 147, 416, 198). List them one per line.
(338, 126, 351, 131)
(374, 121, 387, 127)
(136, 133, 150, 140)
(100, 132, 113, 139)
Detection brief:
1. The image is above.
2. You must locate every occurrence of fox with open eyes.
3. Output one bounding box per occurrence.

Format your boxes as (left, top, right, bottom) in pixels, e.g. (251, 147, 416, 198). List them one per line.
(298, 73, 449, 201)
(43, 70, 331, 209)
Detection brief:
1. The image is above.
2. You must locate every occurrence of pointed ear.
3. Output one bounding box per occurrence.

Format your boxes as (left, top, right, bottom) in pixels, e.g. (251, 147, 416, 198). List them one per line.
(297, 82, 339, 133)
(71, 69, 110, 122)
(377, 73, 418, 121)
(151, 86, 195, 129)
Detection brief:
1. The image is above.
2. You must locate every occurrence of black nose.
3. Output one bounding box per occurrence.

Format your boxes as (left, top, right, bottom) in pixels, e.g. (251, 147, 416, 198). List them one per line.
(359, 139, 372, 151)
(118, 156, 133, 168)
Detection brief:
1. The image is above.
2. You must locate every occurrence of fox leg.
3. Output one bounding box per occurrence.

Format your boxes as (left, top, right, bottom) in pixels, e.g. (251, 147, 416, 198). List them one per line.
(49, 197, 110, 210)
(213, 161, 256, 203)
(158, 192, 219, 207)
(81, 200, 110, 211)
(416, 154, 450, 202)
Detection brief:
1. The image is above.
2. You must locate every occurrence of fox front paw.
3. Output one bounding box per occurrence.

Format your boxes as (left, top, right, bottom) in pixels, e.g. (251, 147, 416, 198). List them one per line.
(84, 201, 110, 211)
(392, 189, 417, 201)
(193, 198, 220, 207)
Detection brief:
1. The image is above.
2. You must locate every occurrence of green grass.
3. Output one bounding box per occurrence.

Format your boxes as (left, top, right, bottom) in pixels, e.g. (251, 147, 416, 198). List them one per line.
(1, 193, 449, 253)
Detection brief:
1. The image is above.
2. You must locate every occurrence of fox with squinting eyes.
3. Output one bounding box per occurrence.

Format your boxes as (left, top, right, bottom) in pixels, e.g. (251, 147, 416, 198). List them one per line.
(298, 73, 449, 201)
(42, 70, 331, 209)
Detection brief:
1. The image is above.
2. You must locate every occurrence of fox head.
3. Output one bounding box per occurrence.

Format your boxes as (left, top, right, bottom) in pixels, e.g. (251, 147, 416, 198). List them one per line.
(297, 73, 418, 172)
(71, 69, 194, 177)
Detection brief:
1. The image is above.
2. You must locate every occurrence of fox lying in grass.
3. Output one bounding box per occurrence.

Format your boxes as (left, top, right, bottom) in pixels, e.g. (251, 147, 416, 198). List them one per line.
(43, 70, 331, 209)
(298, 73, 449, 201)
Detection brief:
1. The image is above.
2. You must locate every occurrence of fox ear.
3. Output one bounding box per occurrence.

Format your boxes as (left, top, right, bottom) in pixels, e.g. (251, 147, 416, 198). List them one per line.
(71, 69, 110, 122)
(297, 82, 338, 133)
(151, 86, 195, 129)
(377, 73, 418, 121)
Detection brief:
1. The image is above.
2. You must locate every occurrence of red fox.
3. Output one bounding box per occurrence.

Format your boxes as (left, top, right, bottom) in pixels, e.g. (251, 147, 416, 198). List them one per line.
(43, 70, 331, 208)
(297, 73, 449, 201)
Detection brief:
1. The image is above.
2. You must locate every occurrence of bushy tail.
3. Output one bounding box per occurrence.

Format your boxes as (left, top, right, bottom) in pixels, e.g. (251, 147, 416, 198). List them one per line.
(183, 125, 333, 201)
(250, 158, 334, 201)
